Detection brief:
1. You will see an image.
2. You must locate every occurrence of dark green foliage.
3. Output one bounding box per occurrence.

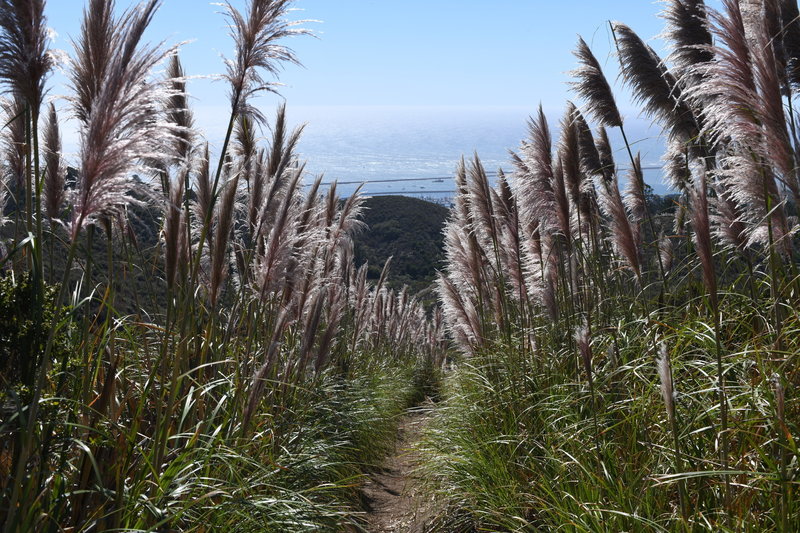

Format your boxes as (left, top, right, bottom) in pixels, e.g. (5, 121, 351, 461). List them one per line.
(410, 354, 443, 405)
(354, 196, 448, 293)
(0, 274, 69, 395)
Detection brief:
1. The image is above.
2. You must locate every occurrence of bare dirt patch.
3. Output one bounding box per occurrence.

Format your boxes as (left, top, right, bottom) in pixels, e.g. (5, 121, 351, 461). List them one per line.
(361, 406, 436, 533)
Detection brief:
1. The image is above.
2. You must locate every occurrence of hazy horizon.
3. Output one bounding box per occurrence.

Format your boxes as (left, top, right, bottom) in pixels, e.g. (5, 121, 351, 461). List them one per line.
(45, 1, 686, 197)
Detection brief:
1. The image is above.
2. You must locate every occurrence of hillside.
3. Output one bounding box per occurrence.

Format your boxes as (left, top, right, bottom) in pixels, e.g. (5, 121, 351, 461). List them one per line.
(353, 196, 449, 294)
(2, 193, 449, 312)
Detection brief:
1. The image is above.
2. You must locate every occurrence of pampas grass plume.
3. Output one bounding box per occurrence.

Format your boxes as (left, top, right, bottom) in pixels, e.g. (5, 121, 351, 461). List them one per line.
(43, 102, 64, 220)
(0, 0, 52, 112)
(657, 343, 676, 424)
(570, 36, 623, 128)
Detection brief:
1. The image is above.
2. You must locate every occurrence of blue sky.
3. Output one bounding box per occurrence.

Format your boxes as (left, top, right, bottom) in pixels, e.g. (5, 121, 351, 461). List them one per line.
(43, 0, 717, 189)
(45, 1, 688, 111)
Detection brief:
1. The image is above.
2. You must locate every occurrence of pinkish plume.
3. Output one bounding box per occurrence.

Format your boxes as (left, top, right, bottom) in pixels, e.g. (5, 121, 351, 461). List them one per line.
(223, 0, 310, 113)
(623, 152, 647, 225)
(660, 0, 714, 79)
(68, 0, 172, 241)
(613, 21, 698, 143)
(2, 97, 25, 194)
(42, 102, 64, 220)
(0, 0, 52, 113)
(570, 36, 623, 128)
(596, 173, 642, 280)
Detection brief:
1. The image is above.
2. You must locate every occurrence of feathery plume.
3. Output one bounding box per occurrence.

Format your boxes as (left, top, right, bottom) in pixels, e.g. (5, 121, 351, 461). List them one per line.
(68, 0, 171, 240)
(688, 0, 794, 246)
(663, 140, 691, 235)
(542, 260, 559, 321)
(570, 36, 623, 128)
(255, 167, 301, 298)
(710, 181, 748, 252)
(575, 321, 593, 387)
(748, 15, 798, 199)
(235, 111, 257, 168)
(0, 0, 52, 112)
(737, 0, 764, 44)
(659, 232, 674, 273)
(314, 283, 345, 373)
(42, 102, 64, 220)
(657, 344, 676, 425)
(467, 154, 499, 249)
(552, 156, 572, 243)
(265, 103, 304, 182)
(223, 0, 310, 113)
(662, 138, 691, 193)
(209, 173, 240, 308)
(297, 286, 326, 373)
(623, 152, 647, 224)
(781, 0, 800, 88)
(692, 0, 757, 129)
(332, 186, 366, 238)
(193, 144, 213, 235)
(613, 22, 698, 143)
(595, 126, 616, 183)
(691, 0, 759, 149)
(452, 157, 472, 228)
(660, 0, 713, 83)
(571, 104, 603, 177)
(519, 106, 558, 232)
(596, 172, 641, 279)
(761, 0, 788, 93)
(165, 54, 194, 162)
(493, 170, 527, 301)
(437, 274, 481, 354)
(164, 172, 186, 288)
(559, 103, 583, 213)
(247, 149, 266, 232)
(717, 155, 791, 251)
(2, 97, 25, 195)
(739, 0, 780, 74)
(689, 177, 717, 309)
(69, 0, 115, 124)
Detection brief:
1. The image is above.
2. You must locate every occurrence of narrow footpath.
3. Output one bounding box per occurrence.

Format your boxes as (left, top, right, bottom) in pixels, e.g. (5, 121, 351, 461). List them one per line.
(361, 406, 435, 533)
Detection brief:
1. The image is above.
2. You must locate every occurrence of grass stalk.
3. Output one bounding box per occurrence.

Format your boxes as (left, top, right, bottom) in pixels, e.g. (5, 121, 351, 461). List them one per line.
(3, 236, 78, 533)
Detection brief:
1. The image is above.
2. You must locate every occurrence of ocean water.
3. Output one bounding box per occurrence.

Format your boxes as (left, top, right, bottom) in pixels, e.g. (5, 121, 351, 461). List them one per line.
(284, 106, 670, 199)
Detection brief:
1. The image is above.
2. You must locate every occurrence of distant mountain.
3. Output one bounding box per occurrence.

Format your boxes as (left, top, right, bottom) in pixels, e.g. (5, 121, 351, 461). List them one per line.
(353, 196, 449, 295)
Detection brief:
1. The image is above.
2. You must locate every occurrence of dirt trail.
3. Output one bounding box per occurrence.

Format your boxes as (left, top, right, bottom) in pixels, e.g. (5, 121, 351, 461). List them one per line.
(361, 406, 435, 533)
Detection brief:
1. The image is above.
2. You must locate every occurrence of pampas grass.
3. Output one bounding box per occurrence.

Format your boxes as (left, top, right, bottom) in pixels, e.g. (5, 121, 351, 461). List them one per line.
(0, 0, 51, 113)
(570, 36, 623, 128)
(68, 0, 170, 240)
(0, 2, 444, 531)
(661, 0, 713, 75)
(165, 54, 194, 163)
(613, 21, 698, 144)
(42, 102, 63, 222)
(428, 2, 800, 530)
(223, 0, 309, 114)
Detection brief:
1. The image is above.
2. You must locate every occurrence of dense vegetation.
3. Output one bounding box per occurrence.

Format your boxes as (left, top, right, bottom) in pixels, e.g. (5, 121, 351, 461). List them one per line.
(354, 195, 448, 294)
(3, 0, 800, 531)
(423, 0, 800, 531)
(0, 1, 445, 531)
